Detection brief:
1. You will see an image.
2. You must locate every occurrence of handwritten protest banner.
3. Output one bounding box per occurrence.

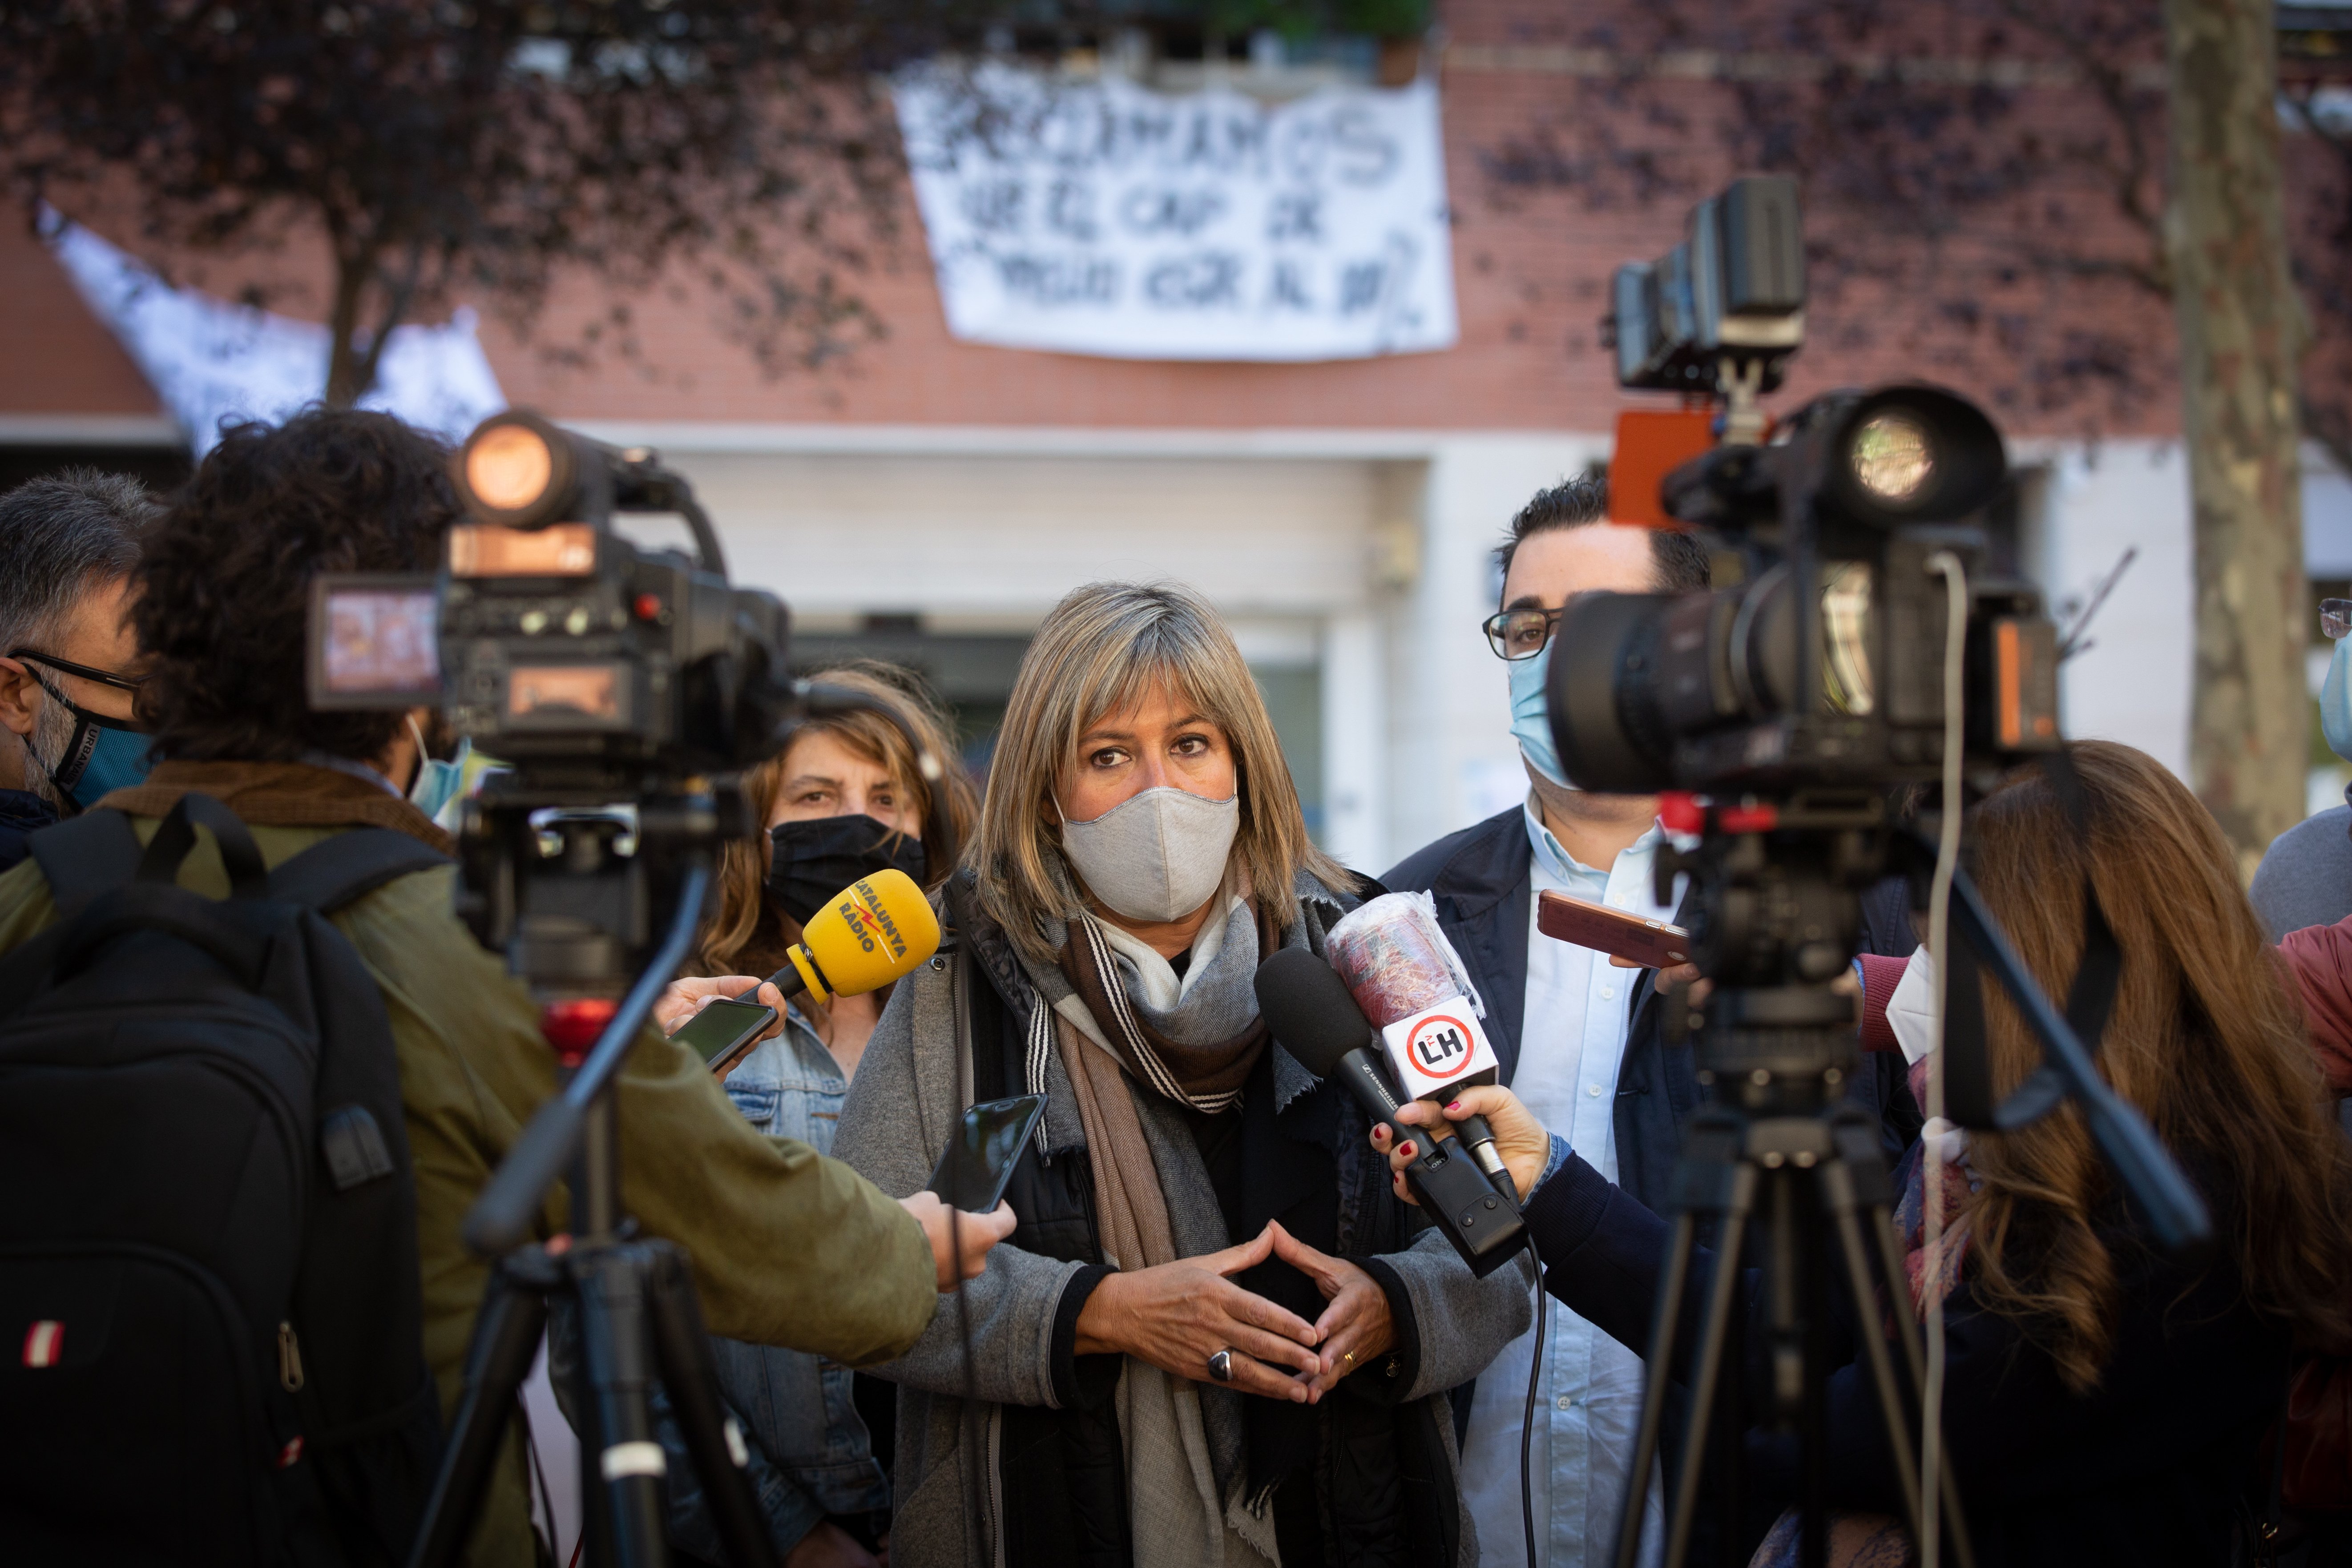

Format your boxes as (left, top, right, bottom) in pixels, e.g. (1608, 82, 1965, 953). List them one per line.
(894, 65, 1457, 362)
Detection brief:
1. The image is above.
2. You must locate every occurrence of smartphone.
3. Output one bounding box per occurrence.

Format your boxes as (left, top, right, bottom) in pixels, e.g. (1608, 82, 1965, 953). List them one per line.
(671, 997, 779, 1076)
(1537, 890, 1692, 968)
(925, 1094, 1049, 1214)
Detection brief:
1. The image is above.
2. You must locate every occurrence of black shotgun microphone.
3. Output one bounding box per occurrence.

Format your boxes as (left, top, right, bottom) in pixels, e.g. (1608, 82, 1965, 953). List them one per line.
(1255, 948, 1528, 1278)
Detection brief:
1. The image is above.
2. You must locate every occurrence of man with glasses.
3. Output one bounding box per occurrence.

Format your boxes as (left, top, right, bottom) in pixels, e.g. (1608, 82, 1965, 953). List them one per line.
(0, 471, 156, 869)
(1381, 474, 1711, 1568)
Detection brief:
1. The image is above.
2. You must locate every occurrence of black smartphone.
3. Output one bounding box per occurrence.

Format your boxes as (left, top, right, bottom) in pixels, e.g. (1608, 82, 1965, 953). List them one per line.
(924, 1094, 1048, 1214)
(671, 997, 779, 1076)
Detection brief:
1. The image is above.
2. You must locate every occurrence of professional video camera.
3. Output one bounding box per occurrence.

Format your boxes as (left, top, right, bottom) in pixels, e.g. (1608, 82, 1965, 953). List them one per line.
(304, 412, 931, 1568)
(1565, 175, 2060, 811)
(307, 410, 819, 982)
(1561, 178, 2208, 1568)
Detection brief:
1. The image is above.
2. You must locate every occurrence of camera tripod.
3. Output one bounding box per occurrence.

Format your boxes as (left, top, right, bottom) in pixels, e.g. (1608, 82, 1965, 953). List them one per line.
(1606, 802, 2210, 1568)
(1606, 985, 1971, 1568)
(406, 789, 779, 1568)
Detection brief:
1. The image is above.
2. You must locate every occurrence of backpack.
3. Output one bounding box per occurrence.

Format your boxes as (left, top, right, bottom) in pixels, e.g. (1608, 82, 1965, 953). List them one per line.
(0, 792, 449, 1567)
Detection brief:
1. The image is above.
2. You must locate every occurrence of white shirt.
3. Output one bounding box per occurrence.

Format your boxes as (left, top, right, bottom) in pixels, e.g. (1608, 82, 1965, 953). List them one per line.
(1457, 798, 1673, 1568)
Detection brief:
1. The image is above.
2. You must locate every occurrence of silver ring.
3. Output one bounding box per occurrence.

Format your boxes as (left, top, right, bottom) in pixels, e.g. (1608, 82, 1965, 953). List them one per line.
(1207, 1349, 1235, 1383)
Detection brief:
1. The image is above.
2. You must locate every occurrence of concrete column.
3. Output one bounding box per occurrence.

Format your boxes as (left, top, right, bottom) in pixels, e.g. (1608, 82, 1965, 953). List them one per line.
(1320, 610, 1388, 873)
(1386, 435, 1602, 863)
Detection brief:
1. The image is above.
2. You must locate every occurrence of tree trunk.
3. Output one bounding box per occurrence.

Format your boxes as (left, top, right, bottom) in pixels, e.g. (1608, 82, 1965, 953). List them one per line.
(2165, 0, 2309, 881)
(324, 246, 371, 408)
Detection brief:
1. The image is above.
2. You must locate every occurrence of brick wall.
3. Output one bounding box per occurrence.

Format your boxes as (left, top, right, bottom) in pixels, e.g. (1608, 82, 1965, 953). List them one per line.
(3, 3, 2188, 439)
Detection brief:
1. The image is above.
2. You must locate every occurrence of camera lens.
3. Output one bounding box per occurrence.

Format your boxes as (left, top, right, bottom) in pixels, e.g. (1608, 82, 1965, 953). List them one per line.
(1848, 412, 1934, 504)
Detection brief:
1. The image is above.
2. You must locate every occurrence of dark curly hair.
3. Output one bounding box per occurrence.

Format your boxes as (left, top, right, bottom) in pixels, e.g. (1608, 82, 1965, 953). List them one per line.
(136, 409, 459, 763)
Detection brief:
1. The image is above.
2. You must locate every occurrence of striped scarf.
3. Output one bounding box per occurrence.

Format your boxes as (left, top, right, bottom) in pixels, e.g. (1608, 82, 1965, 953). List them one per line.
(1034, 904, 1275, 1114)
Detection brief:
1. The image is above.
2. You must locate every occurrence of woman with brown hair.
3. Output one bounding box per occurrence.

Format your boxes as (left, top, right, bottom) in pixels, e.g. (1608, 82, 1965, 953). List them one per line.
(677, 659, 977, 1076)
(651, 660, 979, 1568)
(1378, 739, 2352, 1566)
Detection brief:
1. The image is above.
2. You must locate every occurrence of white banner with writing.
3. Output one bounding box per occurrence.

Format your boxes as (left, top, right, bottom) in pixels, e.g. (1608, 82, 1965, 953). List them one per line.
(894, 65, 1457, 362)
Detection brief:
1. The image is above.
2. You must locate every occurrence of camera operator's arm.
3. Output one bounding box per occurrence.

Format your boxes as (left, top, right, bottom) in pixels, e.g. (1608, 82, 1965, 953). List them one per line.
(834, 960, 1117, 1411)
(358, 879, 954, 1373)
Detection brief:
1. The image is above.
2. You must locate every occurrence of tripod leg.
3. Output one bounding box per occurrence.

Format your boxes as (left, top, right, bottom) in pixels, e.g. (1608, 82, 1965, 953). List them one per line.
(1831, 1118, 1978, 1568)
(406, 1259, 552, 1568)
(1612, 1210, 1698, 1568)
(576, 1248, 673, 1568)
(1821, 1175, 1925, 1543)
(1662, 1160, 1759, 1568)
(1862, 1201, 1977, 1568)
(642, 1243, 780, 1568)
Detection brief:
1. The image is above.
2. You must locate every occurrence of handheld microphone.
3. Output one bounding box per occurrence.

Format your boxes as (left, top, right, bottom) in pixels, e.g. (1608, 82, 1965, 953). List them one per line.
(740, 868, 941, 1005)
(1255, 948, 1528, 1278)
(1324, 895, 1512, 1186)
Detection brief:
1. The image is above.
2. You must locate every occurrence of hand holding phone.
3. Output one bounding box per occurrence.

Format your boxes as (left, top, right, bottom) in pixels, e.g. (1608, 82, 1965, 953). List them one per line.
(1537, 890, 1691, 968)
(926, 1095, 1049, 1215)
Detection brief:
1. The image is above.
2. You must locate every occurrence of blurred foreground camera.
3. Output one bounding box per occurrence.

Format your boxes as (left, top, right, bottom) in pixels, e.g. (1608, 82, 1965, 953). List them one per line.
(310, 409, 792, 784)
(305, 409, 823, 987)
(1549, 382, 2057, 796)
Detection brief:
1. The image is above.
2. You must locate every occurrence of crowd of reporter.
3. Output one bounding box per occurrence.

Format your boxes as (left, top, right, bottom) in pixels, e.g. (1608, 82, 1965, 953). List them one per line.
(7, 401, 2352, 1568)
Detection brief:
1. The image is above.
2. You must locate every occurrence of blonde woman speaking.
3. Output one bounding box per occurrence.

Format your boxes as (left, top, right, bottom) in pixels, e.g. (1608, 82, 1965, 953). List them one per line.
(837, 582, 1530, 1568)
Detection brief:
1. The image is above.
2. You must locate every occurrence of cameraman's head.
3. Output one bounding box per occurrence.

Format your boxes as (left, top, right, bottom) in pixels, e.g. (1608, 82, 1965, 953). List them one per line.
(1486, 475, 1709, 829)
(0, 471, 157, 813)
(137, 410, 458, 782)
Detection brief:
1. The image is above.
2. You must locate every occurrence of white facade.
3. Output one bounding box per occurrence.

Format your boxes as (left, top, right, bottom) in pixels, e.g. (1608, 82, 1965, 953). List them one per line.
(575, 420, 2201, 874)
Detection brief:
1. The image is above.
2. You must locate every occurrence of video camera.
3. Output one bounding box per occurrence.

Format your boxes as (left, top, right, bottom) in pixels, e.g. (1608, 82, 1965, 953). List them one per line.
(309, 410, 797, 786)
(1563, 175, 2061, 807)
(1573, 180, 2208, 1568)
(1558, 176, 2069, 996)
(305, 410, 813, 990)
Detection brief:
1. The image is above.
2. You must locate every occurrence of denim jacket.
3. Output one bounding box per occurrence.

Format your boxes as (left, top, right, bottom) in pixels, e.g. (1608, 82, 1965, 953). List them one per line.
(660, 1004, 892, 1560)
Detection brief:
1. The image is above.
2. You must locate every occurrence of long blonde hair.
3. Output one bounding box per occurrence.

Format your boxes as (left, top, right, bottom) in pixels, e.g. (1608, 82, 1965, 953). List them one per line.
(970, 580, 1349, 968)
(696, 660, 977, 978)
(1963, 740, 2352, 1391)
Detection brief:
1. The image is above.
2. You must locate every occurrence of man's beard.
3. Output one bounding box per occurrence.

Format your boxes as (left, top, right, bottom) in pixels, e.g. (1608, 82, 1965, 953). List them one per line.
(18, 690, 76, 810)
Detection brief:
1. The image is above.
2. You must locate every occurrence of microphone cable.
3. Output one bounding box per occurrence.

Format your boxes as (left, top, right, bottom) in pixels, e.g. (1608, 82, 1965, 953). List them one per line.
(1521, 1225, 1547, 1568)
(1919, 552, 1969, 1568)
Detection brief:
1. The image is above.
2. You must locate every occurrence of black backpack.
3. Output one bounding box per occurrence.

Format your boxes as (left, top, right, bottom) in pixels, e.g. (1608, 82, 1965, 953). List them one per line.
(0, 793, 449, 1566)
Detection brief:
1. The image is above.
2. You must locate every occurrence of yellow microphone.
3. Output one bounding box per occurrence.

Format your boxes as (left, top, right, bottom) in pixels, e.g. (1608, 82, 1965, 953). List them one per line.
(771, 868, 941, 1004)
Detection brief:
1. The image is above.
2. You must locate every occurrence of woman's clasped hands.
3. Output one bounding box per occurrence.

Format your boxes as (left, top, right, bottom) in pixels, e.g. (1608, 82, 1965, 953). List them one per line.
(1073, 1221, 1395, 1405)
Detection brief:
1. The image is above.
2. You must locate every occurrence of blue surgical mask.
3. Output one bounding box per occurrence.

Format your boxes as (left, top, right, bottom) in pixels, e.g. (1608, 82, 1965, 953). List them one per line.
(29, 676, 153, 810)
(408, 734, 472, 828)
(2325, 637, 2352, 763)
(1508, 642, 1570, 787)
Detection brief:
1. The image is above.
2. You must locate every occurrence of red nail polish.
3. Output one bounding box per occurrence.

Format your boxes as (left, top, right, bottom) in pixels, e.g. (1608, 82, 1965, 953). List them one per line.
(1446, 1100, 1462, 1112)
(1399, 1143, 1414, 1159)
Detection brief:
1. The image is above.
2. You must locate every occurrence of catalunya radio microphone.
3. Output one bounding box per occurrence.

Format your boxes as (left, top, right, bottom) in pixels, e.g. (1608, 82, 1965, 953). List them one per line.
(1255, 948, 1527, 1278)
(468, 868, 942, 1256)
(747, 868, 941, 1005)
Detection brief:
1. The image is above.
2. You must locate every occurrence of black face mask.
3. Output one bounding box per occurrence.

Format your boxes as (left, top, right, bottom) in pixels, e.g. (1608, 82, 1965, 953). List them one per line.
(768, 814, 928, 925)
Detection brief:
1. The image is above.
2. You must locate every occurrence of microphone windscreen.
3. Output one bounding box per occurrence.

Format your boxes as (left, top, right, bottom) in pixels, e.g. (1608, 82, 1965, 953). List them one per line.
(799, 869, 941, 996)
(1254, 947, 1376, 1077)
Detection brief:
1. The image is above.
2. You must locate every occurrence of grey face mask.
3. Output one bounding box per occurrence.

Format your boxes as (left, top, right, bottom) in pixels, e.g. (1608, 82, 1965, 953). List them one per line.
(1059, 786, 1241, 924)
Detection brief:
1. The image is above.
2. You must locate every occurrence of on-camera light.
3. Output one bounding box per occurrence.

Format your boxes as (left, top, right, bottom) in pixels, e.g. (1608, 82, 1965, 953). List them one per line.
(456, 411, 575, 530)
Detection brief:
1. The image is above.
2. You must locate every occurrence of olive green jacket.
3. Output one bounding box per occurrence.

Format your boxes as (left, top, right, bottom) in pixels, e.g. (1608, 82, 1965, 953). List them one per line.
(0, 763, 939, 1564)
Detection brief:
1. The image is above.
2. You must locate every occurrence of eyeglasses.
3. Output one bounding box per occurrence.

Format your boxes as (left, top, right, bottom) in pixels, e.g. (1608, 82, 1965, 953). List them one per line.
(5, 648, 149, 693)
(2325, 601, 2352, 641)
(1482, 607, 1563, 661)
